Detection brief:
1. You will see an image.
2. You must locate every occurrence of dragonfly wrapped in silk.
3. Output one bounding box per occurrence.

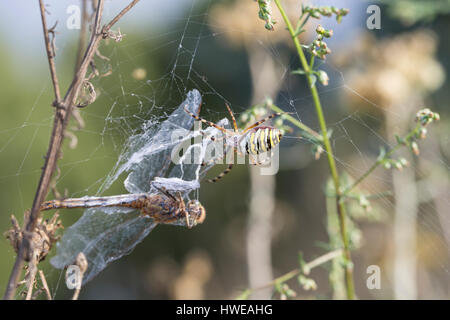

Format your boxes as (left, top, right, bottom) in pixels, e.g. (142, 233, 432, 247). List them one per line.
(44, 90, 228, 284)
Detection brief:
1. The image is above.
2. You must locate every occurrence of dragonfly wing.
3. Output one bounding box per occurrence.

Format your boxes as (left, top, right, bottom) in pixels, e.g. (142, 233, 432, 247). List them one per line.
(151, 177, 200, 192)
(50, 207, 157, 284)
(105, 89, 203, 194)
(49, 90, 226, 283)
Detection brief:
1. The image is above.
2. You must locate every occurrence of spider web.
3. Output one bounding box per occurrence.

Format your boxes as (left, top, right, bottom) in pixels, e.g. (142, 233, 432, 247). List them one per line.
(0, 0, 448, 299)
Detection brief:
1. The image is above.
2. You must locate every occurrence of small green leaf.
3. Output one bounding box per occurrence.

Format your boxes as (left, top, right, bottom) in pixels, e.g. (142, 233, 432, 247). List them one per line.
(377, 146, 386, 161)
(297, 275, 317, 291)
(291, 69, 306, 75)
(298, 252, 306, 270)
(274, 282, 283, 293)
(308, 74, 317, 88)
(235, 289, 251, 300)
(326, 128, 333, 139)
(293, 28, 306, 37)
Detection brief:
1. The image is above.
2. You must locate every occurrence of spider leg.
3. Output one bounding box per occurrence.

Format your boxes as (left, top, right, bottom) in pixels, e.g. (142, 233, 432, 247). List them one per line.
(201, 142, 233, 167)
(236, 148, 245, 157)
(154, 186, 177, 201)
(225, 104, 238, 132)
(202, 154, 224, 167)
(200, 134, 232, 167)
(175, 192, 190, 228)
(206, 147, 237, 183)
(184, 106, 234, 135)
(250, 152, 273, 166)
(176, 191, 184, 204)
(249, 155, 257, 166)
(249, 154, 264, 166)
(242, 112, 291, 134)
(207, 163, 234, 183)
(200, 130, 225, 143)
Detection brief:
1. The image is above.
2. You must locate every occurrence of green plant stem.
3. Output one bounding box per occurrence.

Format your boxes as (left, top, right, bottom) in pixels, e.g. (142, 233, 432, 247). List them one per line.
(238, 249, 342, 298)
(294, 12, 310, 36)
(273, 0, 355, 299)
(268, 103, 322, 140)
(310, 55, 315, 69)
(343, 123, 421, 195)
(346, 191, 393, 201)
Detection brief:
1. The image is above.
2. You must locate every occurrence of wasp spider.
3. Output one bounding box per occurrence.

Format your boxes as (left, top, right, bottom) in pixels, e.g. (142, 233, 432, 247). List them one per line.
(184, 104, 286, 182)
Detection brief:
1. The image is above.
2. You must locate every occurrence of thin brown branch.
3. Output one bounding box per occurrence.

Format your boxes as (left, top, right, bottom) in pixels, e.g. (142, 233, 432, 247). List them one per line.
(74, 0, 88, 72)
(3, 0, 140, 300)
(71, 0, 89, 129)
(38, 270, 52, 300)
(71, 253, 88, 300)
(72, 286, 82, 300)
(39, 0, 61, 104)
(31, 288, 44, 300)
(102, 0, 140, 36)
(24, 257, 38, 300)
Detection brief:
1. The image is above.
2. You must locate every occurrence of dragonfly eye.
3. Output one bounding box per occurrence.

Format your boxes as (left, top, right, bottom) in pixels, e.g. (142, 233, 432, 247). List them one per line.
(187, 200, 206, 225)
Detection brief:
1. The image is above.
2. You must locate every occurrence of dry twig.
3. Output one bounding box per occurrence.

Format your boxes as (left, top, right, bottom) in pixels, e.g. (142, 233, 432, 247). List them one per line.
(71, 253, 88, 300)
(3, 0, 141, 300)
(39, 270, 52, 300)
(4, 211, 62, 300)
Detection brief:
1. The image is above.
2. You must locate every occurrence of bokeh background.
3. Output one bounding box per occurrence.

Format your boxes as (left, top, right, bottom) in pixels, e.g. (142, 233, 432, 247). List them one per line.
(0, 0, 449, 299)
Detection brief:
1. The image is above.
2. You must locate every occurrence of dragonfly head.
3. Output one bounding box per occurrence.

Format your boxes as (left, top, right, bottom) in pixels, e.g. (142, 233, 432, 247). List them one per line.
(186, 200, 206, 226)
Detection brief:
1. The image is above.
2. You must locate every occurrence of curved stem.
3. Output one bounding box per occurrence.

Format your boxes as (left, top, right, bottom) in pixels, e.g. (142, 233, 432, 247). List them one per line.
(268, 103, 322, 140)
(273, 0, 355, 299)
(344, 123, 421, 194)
(238, 249, 342, 298)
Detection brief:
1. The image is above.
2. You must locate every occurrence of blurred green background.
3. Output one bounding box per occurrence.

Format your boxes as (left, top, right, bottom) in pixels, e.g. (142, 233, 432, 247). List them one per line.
(0, 0, 449, 299)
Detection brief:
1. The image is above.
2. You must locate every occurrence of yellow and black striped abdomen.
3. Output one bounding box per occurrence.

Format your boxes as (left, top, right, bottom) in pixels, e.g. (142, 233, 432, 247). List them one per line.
(244, 127, 283, 155)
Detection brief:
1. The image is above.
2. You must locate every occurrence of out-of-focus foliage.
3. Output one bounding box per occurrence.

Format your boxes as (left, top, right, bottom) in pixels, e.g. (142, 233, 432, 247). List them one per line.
(381, 0, 450, 25)
(335, 30, 445, 111)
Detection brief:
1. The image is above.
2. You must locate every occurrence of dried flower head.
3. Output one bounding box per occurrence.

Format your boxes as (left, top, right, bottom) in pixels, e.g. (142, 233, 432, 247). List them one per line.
(256, 0, 276, 31)
(208, 0, 303, 48)
(415, 108, 440, 127)
(302, 5, 349, 23)
(4, 211, 63, 262)
(317, 70, 330, 85)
